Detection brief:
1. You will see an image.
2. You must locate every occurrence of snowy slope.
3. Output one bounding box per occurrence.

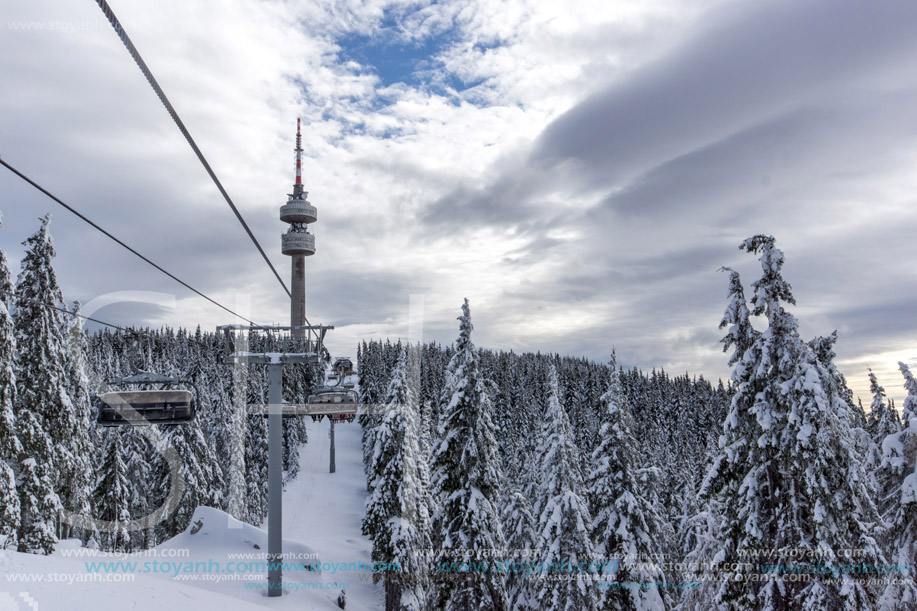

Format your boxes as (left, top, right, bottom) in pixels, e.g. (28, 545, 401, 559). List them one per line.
(277, 417, 380, 609)
(0, 418, 378, 610)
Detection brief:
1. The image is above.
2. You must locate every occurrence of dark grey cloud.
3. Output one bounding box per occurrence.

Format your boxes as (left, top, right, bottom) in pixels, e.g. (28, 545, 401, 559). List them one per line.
(418, 172, 550, 238)
(305, 267, 429, 327)
(419, 0, 917, 234)
(532, 0, 917, 182)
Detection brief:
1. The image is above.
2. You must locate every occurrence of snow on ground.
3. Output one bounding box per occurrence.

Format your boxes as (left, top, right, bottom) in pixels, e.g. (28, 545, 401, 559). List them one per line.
(273, 417, 379, 609)
(0, 418, 378, 610)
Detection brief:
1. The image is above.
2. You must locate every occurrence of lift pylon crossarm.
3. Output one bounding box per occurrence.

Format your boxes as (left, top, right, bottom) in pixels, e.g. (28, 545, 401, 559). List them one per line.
(216, 324, 335, 361)
(111, 371, 190, 386)
(225, 352, 316, 366)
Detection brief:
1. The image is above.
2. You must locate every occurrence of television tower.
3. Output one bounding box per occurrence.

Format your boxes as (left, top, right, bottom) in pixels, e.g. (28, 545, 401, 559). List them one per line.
(280, 118, 316, 339)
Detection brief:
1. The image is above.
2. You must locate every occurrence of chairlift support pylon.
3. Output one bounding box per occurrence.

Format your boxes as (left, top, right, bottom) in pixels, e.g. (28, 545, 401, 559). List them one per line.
(217, 321, 343, 596)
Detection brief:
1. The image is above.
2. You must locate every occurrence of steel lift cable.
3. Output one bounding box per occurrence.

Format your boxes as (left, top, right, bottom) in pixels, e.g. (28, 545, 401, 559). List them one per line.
(0, 156, 258, 326)
(93, 0, 292, 298)
(41, 300, 145, 336)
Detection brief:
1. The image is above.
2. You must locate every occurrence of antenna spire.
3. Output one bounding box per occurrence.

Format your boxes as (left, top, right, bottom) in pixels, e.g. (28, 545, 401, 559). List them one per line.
(294, 118, 303, 190)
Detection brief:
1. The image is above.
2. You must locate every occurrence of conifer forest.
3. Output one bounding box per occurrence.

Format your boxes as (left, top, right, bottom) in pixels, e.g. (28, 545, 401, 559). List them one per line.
(1, 215, 915, 610)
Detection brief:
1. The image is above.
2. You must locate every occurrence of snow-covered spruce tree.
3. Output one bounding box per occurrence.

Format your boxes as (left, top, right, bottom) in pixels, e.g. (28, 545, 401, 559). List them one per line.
(502, 487, 538, 611)
(244, 355, 270, 527)
(13, 215, 70, 554)
(697, 235, 883, 610)
(123, 428, 160, 550)
(0, 213, 21, 546)
(360, 340, 387, 481)
(876, 362, 917, 610)
(59, 300, 96, 542)
(808, 334, 874, 473)
(532, 365, 596, 611)
(430, 299, 509, 611)
(404, 342, 436, 548)
(225, 334, 248, 520)
(93, 428, 132, 552)
(586, 356, 668, 611)
(362, 344, 432, 611)
(281, 346, 309, 481)
(678, 270, 757, 565)
(676, 502, 723, 611)
(15, 411, 59, 554)
(155, 420, 223, 538)
(718, 268, 759, 367)
(14, 216, 75, 440)
(808, 333, 861, 427)
(871, 368, 905, 522)
(868, 371, 901, 445)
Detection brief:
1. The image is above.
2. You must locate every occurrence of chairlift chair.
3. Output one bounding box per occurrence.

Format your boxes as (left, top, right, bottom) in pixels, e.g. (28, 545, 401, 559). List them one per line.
(96, 371, 197, 426)
(332, 357, 354, 376)
(305, 356, 358, 422)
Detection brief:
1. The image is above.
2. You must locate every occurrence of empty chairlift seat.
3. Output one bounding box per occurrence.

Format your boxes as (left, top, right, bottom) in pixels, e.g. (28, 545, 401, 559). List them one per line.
(96, 372, 197, 426)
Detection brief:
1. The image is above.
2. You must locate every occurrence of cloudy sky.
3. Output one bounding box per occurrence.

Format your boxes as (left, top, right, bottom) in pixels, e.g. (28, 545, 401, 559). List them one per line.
(1, 0, 915, 404)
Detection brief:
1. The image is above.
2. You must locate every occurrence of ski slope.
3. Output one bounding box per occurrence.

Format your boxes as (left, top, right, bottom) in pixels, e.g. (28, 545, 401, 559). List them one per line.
(0, 418, 378, 610)
(276, 417, 379, 609)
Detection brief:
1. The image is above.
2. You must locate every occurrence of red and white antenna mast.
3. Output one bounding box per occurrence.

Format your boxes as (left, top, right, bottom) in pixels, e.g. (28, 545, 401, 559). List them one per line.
(293, 117, 304, 197)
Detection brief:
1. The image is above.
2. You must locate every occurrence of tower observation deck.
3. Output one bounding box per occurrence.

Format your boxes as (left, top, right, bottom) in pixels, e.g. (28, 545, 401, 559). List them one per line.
(282, 118, 316, 338)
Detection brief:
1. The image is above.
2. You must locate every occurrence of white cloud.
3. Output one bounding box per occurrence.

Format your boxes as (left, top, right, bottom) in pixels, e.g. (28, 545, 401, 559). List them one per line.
(1, 0, 914, 408)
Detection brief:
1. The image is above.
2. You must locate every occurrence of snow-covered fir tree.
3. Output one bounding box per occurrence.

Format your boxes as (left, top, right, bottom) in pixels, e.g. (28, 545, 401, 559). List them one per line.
(12, 215, 68, 554)
(808, 333, 874, 472)
(59, 300, 96, 542)
(281, 342, 310, 481)
(362, 344, 432, 611)
(0, 212, 21, 546)
(360, 340, 389, 483)
(225, 332, 248, 519)
(697, 235, 884, 610)
(872, 368, 906, 522)
(718, 268, 758, 367)
(502, 487, 538, 611)
(155, 420, 224, 538)
(13, 215, 75, 445)
(430, 299, 509, 611)
(123, 428, 160, 550)
(244, 412, 270, 525)
(876, 362, 917, 610)
(15, 415, 59, 555)
(532, 365, 596, 611)
(586, 356, 669, 610)
(93, 429, 132, 552)
(868, 370, 901, 445)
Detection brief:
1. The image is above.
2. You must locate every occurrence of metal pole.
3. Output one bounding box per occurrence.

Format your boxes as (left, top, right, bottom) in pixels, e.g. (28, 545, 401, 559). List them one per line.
(329, 418, 336, 474)
(267, 362, 283, 596)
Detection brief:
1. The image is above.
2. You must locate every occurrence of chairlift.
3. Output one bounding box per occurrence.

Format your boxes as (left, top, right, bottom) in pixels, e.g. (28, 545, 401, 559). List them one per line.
(305, 356, 358, 422)
(96, 371, 196, 426)
(332, 357, 354, 376)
